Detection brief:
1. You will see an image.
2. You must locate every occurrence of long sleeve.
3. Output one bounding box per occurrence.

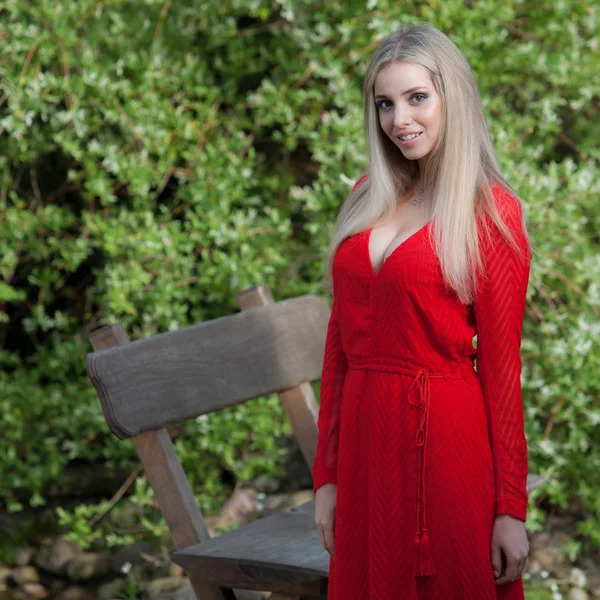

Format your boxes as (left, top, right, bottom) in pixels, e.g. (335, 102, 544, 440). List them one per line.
(473, 187, 532, 522)
(312, 291, 348, 493)
(312, 175, 368, 493)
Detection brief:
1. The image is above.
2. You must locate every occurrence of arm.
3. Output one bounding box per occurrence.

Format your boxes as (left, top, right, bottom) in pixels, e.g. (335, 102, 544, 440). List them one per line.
(312, 175, 366, 493)
(473, 187, 532, 522)
(312, 291, 348, 493)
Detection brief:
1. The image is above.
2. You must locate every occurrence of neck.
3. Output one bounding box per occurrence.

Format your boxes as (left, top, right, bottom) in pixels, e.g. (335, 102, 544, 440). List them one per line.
(414, 169, 424, 191)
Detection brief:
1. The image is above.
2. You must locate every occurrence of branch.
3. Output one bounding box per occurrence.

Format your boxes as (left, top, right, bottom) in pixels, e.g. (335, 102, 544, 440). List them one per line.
(87, 464, 144, 528)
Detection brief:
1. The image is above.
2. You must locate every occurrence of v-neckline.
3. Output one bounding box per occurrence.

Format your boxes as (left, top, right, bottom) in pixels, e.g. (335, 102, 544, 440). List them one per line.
(366, 221, 431, 277)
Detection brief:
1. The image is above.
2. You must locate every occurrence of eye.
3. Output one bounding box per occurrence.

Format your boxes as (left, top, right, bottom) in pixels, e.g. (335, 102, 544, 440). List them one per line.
(411, 93, 428, 103)
(376, 99, 392, 110)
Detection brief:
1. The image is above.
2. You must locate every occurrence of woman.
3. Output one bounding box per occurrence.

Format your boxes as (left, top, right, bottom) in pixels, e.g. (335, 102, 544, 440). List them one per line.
(312, 23, 533, 600)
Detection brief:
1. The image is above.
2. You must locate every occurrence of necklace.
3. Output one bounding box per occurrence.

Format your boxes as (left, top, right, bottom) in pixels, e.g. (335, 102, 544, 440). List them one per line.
(411, 182, 425, 207)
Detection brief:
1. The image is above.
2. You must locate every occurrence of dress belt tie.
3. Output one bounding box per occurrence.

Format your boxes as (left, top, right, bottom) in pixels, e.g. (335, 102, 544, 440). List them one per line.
(408, 368, 437, 577)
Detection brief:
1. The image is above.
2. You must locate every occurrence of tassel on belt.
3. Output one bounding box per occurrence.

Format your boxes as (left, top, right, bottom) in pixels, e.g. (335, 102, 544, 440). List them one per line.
(347, 357, 476, 578)
(408, 368, 436, 577)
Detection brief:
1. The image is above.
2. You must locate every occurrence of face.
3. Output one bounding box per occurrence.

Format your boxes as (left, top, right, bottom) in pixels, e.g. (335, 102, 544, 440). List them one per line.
(374, 61, 442, 167)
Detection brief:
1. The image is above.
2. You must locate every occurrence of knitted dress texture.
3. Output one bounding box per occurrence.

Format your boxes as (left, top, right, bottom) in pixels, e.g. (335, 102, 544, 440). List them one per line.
(312, 175, 532, 600)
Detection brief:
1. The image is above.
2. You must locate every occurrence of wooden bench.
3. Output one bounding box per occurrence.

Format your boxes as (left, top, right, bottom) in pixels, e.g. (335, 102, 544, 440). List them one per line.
(86, 283, 548, 600)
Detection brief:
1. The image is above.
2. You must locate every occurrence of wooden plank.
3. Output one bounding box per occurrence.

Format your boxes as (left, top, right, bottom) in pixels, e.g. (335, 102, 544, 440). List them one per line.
(526, 473, 549, 493)
(131, 429, 211, 549)
(276, 385, 320, 470)
(86, 295, 329, 439)
(237, 285, 321, 472)
(173, 500, 328, 591)
(90, 325, 236, 600)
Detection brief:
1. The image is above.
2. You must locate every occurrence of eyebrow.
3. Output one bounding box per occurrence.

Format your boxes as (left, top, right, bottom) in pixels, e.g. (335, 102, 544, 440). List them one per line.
(374, 86, 429, 99)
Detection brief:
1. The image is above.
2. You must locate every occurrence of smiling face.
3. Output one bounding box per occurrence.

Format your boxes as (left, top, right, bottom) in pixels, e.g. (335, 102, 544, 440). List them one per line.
(374, 61, 443, 169)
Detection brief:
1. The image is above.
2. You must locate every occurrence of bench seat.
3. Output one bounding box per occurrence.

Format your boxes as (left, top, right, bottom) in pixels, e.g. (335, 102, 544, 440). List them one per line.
(173, 500, 328, 597)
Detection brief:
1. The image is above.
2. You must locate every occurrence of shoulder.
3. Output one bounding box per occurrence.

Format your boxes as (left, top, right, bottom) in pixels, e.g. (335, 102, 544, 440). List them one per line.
(477, 182, 526, 234)
(352, 173, 369, 192)
(490, 182, 525, 224)
(484, 183, 532, 260)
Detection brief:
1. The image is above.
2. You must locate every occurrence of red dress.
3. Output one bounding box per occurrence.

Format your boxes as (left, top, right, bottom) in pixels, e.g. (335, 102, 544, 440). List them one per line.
(312, 175, 532, 600)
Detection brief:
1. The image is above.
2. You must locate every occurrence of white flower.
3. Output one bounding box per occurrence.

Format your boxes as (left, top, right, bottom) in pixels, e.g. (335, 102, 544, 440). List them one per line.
(120, 561, 132, 574)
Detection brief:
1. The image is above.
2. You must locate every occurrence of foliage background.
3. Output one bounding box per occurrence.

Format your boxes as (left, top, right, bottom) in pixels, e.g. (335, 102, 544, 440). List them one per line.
(1, 0, 599, 556)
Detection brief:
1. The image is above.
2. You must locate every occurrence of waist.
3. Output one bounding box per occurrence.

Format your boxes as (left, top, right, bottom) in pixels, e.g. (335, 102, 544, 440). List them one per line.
(346, 356, 476, 379)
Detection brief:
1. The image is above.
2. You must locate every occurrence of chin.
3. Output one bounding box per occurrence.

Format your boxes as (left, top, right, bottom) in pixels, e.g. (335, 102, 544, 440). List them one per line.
(398, 148, 428, 161)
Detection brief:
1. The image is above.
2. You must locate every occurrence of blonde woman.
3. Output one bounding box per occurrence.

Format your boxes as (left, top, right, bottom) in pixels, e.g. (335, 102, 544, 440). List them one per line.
(312, 23, 533, 600)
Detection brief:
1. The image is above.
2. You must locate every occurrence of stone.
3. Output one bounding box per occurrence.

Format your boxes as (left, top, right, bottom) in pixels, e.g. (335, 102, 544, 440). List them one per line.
(145, 577, 187, 597)
(530, 547, 558, 571)
(261, 493, 292, 515)
(530, 532, 551, 550)
(151, 581, 270, 600)
(203, 516, 220, 538)
(212, 488, 259, 533)
(570, 588, 589, 600)
(12, 566, 40, 585)
(150, 580, 194, 600)
(131, 561, 157, 583)
(97, 579, 126, 600)
(55, 585, 98, 600)
(527, 560, 542, 576)
(168, 564, 185, 579)
(555, 562, 574, 580)
(530, 531, 571, 554)
(233, 590, 270, 600)
(14, 549, 34, 567)
(49, 579, 68, 595)
(261, 490, 314, 516)
(110, 542, 155, 574)
(571, 568, 588, 589)
(275, 436, 313, 492)
(285, 489, 314, 509)
(251, 475, 279, 495)
(1, 568, 12, 587)
(35, 539, 79, 575)
(21, 583, 49, 599)
(66, 554, 112, 582)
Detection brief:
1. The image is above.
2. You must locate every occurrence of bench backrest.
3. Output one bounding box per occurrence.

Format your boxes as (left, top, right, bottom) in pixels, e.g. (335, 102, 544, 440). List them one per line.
(87, 290, 328, 439)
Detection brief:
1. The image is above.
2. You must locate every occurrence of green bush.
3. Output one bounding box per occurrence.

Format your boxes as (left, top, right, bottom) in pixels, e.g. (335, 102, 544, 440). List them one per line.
(1, 0, 598, 551)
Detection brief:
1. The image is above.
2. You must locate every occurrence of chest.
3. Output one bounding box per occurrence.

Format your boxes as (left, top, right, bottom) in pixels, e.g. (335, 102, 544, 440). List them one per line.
(368, 212, 430, 275)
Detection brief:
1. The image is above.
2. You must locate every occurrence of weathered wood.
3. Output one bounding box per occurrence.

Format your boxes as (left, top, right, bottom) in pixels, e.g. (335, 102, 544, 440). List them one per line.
(237, 285, 320, 471)
(526, 473, 549, 493)
(173, 500, 328, 597)
(131, 430, 211, 548)
(90, 325, 237, 600)
(86, 295, 330, 439)
(90, 324, 130, 350)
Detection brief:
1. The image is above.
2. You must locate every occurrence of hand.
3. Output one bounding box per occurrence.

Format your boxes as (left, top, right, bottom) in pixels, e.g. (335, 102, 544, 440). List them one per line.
(314, 483, 337, 557)
(491, 514, 529, 585)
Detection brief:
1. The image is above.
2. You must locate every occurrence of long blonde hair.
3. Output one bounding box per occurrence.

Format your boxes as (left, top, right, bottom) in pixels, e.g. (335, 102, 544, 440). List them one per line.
(325, 23, 532, 305)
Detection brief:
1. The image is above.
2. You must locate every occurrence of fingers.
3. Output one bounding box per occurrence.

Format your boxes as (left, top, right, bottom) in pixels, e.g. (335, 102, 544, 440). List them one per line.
(317, 523, 335, 557)
(314, 496, 336, 558)
(491, 542, 502, 580)
(494, 551, 527, 585)
(324, 522, 335, 557)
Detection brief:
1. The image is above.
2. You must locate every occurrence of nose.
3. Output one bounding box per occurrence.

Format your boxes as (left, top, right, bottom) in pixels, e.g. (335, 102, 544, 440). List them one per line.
(393, 105, 412, 129)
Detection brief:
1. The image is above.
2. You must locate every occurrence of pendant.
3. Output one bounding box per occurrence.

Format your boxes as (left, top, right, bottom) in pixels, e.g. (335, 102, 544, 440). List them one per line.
(411, 186, 424, 207)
